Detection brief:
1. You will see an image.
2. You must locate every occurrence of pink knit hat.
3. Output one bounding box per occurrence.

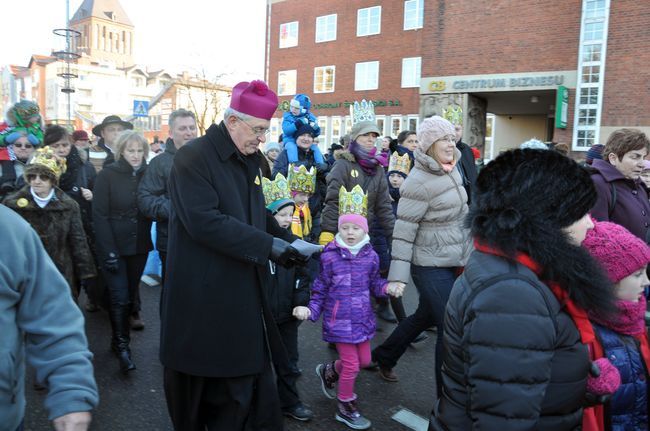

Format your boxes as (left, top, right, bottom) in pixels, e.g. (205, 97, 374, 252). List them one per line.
(582, 221, 650, 283)
(338, 214, 368, 233)
(230, 80, 278, 120)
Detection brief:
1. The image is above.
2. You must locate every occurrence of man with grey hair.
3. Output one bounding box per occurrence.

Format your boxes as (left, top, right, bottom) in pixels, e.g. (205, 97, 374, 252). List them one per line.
(138, 108, 197, 284)
(161, 81, 309, 430)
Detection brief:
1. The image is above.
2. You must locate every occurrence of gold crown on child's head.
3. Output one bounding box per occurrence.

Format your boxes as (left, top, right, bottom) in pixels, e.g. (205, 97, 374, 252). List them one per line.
(388, 152, 411, 176)
(287, 164, 316, 194)
(339, 185, 368, 217)
(262, 173, 291, 207)
(28, 146, 66, 179)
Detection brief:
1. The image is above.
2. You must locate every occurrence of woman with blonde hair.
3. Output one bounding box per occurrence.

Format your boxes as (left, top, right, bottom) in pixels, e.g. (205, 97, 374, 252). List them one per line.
(93, 130, 152, 373)
(372, 116, 472, 394)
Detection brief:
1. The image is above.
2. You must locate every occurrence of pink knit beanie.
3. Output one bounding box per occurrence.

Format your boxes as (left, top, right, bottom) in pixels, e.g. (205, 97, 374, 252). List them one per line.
(417, 116, 455, 154)
(582, 221, 650, 283)
(338, 214, 368, 233)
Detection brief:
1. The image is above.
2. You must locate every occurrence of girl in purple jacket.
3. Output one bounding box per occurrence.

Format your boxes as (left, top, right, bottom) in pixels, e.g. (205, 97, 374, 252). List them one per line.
(294, 188, 403, 430)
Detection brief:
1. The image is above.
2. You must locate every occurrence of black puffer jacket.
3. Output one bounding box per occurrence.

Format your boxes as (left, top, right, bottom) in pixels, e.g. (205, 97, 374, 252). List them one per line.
(92, 158, 152, 262)
(137, 138, 176, 252)
(431, 250, 589, 431)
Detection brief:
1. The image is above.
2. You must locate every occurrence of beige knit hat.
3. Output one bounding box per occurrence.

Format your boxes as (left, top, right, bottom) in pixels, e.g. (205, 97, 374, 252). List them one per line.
(350, 120, 381, 142)
(417, 116, 455, 153)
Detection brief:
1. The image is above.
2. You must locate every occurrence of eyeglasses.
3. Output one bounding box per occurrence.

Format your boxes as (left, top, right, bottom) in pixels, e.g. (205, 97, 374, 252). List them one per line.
(437, 135, 456, 143)
(239, 118, 270, 138)
(13, 143, 34, 149)
(27, 174, 51, 181)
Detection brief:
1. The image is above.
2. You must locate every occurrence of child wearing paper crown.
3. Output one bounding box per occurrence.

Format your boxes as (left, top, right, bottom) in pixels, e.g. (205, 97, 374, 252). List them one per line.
(261, 174, 314, 422)
(288, 163, 317, 242)
(282, 94, 325, 165)
(293, 185, 403, 430)
(582, 220, 650, 431)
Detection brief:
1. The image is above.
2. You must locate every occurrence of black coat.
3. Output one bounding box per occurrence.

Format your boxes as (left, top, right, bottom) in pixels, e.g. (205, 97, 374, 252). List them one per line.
(59, 146, 97, 238)
(431, 250, 589, 431)
(92, 158, 152, 262)
(455, 140, 478, 204)
(160, 122, 293, 378)
(267, 261, 310, 324)
(98, 138, 115, 168)
(137, 138, 176, 253)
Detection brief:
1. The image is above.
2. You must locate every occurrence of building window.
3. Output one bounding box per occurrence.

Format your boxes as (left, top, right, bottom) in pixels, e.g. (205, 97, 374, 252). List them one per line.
(580, 86, 599, 105)
(401, 57, 421, 88)
(357, 6, 381, 37)
(407, 115, 419, 132)
(581, 65, 600, 83)
(331, 116, 342, 144)
(270, 118, 280, 142)
(314, 66, 335, 93)
(131, 76, 145, 88)
(584, 21, 604, 41)
(582, 43, 602, 62)
(573, 0, 609, 150)
(391, 116, 403, 137)
(404, 0, 424, 30)
(316, 14, 337, 43)
(279, 22, 299, 48)
(278, 70, 297, 96)
(317, 118, 328, 152)
(344, 116, 352, 135)
(374, 116, 386, 137)
(355, 61, 379, 91)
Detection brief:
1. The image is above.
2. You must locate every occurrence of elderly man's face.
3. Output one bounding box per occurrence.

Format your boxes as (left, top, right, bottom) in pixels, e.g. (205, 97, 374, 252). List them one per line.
(228, 116, 270, 156)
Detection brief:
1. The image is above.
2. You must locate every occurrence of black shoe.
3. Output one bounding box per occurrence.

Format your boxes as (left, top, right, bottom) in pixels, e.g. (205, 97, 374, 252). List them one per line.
(283, 404, 313, 421)
(117, 350, 136, 374)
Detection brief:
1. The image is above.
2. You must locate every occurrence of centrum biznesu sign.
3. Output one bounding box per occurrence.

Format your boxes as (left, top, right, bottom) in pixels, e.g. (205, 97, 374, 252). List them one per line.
(421, 70, 578, 94)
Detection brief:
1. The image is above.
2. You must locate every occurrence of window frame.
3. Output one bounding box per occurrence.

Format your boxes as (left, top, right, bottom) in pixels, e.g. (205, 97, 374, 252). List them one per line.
(357, 6, 382, 37)
(313, 65, 336, 94)
(279, 21, 299, 48)
(316, 14, 337, 43)
(401, 57, 422, 88)
(354, 61, 380, 91)
(403, 0, 424, 30)
(277, 70, 297, 96)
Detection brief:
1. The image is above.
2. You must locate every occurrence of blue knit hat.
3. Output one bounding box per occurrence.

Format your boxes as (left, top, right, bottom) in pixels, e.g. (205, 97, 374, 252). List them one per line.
(586, 144, 604, 165)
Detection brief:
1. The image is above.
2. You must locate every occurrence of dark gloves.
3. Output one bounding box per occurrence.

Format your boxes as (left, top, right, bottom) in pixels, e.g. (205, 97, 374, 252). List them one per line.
(270, 238, 306, 267)
(104, 257, 119, 274)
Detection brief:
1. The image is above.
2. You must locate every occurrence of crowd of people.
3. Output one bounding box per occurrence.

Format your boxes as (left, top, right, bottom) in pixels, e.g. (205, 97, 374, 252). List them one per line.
(1, 78, 650, 431)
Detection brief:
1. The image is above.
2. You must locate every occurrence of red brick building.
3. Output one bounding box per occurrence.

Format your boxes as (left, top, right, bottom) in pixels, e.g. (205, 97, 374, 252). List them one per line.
(266, 0, 650, 159)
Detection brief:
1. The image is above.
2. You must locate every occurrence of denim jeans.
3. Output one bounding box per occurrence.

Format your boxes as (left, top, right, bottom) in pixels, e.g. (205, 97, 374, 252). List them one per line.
(372, 265, 457, 396)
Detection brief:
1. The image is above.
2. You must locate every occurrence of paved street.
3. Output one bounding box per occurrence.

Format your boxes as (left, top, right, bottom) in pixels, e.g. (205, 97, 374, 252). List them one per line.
(25, 279, 436, 430)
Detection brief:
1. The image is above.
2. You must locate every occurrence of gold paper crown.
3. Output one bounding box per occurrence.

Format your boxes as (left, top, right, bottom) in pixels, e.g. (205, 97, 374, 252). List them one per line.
(350, 99, 376, 124)
(262, 173, 291, 207)
(339, 185, 368, 217)
(287, 164, 316, 194)
(442, 106, 463, 126)
(28, 146, 66, 179)
(388, 152, 411, 176)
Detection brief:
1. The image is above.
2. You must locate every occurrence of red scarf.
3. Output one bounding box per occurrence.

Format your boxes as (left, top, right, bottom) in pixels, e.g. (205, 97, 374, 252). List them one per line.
(473, 241, 650, 431)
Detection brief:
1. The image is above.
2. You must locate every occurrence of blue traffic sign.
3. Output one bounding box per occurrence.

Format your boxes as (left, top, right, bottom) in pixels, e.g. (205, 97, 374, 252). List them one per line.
(133, 100, 149, 117)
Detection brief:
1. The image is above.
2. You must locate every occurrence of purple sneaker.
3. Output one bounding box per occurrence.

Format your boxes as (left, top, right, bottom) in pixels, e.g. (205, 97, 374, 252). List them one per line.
(315, 361, 338, 399)
(336, 399, 371, 430)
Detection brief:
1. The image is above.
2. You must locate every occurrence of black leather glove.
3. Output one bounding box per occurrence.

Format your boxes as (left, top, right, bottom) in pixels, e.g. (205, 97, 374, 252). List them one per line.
(104, 257, 119, 274)
(270, 238, 299, 267)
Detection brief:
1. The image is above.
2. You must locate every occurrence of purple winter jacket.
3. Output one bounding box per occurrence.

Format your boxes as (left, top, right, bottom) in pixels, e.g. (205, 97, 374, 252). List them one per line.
(308, 240, 388, 344)
(590, 159, 650, 243)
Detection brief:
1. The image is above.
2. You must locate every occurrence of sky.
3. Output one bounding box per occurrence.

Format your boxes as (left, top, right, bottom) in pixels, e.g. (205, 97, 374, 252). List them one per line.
(1, 0, 268, 85)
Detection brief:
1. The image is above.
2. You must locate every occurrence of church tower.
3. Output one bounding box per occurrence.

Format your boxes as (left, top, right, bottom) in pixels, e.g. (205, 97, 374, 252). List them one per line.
(69, 0, 135, 68)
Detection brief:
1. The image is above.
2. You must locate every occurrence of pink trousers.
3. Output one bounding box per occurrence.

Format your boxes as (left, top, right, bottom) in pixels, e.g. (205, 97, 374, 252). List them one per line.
(334, 340, 372, 402)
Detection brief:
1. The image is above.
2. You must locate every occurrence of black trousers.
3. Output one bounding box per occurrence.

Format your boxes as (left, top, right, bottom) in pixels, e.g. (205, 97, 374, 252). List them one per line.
(164, 358, 283, 431)
(276, 320, 301, 410)
(103, 254, 147, 312)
